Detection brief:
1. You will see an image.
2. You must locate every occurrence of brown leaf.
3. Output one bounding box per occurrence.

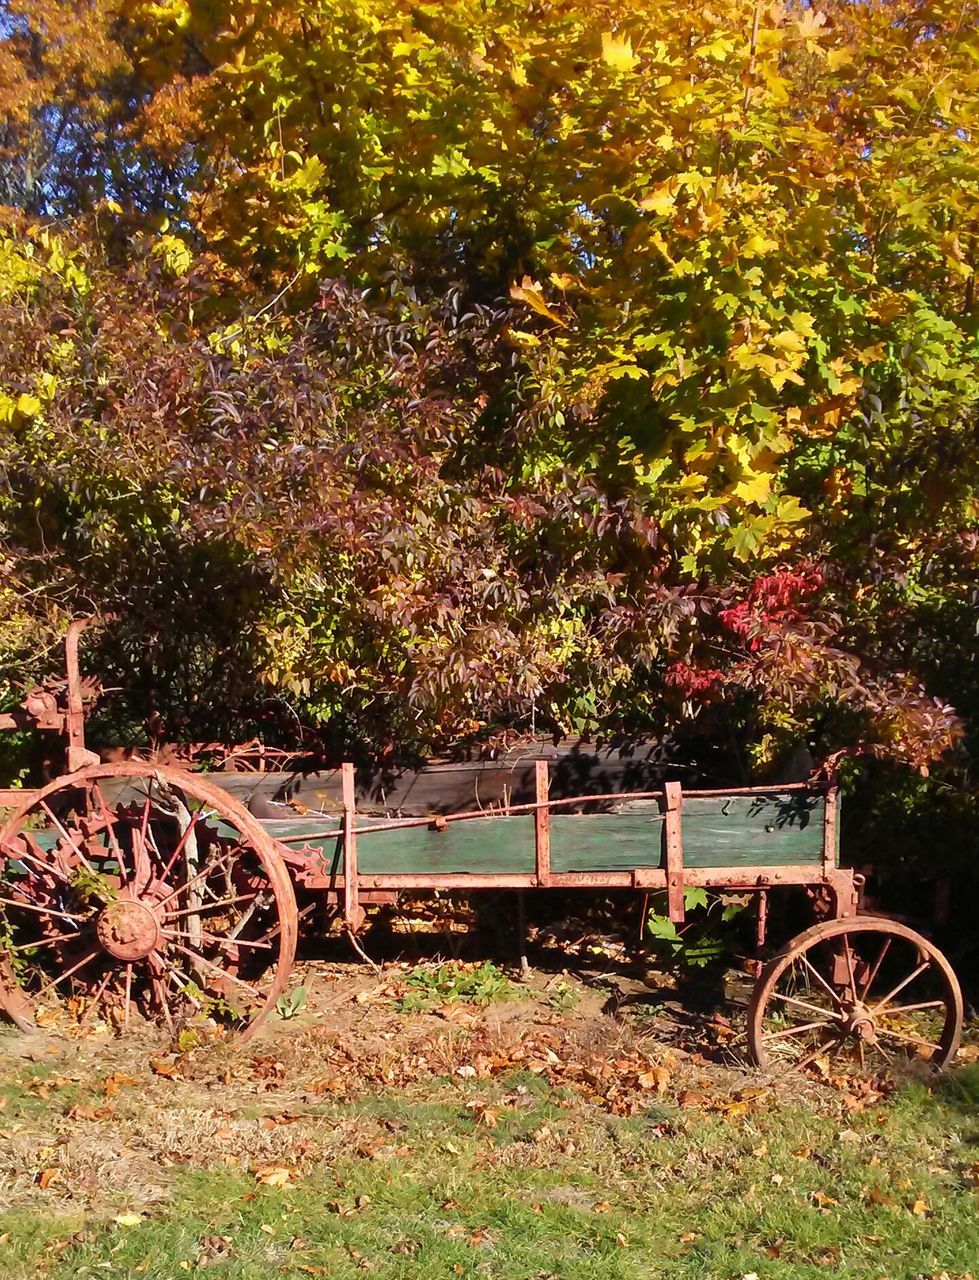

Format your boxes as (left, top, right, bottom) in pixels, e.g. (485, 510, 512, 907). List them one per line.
(104, 1073, 137, 1097)
(465, 1101, 499, 1128)
(67, 1103, 113, 1121)
(254, 1164, 294, 1188)
(150, 1058, 183, 1079)
(38, 1168, 61, 1190)
(678, 1090, 709, 1108)
(637, 1066, 671, 1093)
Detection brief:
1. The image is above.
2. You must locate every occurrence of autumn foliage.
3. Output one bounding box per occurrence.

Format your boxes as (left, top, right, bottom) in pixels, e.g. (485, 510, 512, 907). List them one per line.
(0, 0, 977, 782)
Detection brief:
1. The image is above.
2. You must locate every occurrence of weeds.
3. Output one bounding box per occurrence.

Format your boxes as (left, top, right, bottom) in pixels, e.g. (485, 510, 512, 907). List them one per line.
(395, 961, 512, 1011)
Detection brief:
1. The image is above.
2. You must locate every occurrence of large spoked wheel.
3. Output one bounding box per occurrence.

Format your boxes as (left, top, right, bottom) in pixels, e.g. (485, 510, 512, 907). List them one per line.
(0, 764, 297, 1040)
(748, 916, 963, 1074)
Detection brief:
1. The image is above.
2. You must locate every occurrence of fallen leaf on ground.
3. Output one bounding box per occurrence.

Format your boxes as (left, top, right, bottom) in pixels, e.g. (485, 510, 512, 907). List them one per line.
(255, 1164, 294, 1188)
(104, 1073, 137, 1097)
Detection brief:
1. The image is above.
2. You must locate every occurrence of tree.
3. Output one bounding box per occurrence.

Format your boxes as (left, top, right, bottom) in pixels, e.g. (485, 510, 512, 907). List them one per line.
(0, 0, 977, 776)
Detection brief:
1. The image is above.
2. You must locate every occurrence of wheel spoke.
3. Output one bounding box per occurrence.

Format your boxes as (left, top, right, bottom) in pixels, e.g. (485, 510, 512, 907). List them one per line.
(842, 936, 859, 1004)
(133, 794, 154, 888)
(796, 952, 846, 1008)
(157, 955, 204, 1010)
(768, 990, 842, 1021)
(161, 927, 273, 951)
(123, 963, 133, 1029)
(79, 969, 114, 1025)
(165, 939, 264, 1001)
(0, 895, 83, 924)
(11, 842, 72, 885)
(155, 851, 240, 910)
(762, 1018, 836, 1043)
(161, 810, 216, 880)
(5, 935, 69, 954)
(34, 949, 100, 1002)
(869, 960, 931, 1015)
(791, 1035, 844, 1074)
(874, 1025, 943, 1054)
(39, 802, 99, 876)
(148, 952, 175, 1032)
(858, 936, 892, 1000)
(881, 1000, 947, 1014)
(91, 784, 129, 886)
(164, 892, 259, 922)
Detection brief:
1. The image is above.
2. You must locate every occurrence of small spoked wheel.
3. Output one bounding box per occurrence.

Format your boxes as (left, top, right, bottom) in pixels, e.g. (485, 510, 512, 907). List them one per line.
(748, 916, 963, 1073)
(0, 764, 297, 1040)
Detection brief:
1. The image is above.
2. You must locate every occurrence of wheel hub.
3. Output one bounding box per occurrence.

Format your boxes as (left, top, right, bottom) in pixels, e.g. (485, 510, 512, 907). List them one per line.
(841, 1001, 877, 1043)
(96, 896, 162, 961)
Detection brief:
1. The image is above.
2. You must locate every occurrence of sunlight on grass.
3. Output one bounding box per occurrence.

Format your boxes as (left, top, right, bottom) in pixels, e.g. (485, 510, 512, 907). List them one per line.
(1, 1056, 977, 1279)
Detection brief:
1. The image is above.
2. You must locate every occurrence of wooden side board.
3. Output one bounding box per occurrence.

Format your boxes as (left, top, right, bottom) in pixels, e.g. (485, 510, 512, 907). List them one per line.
(259, 790, 826, 876)
(141, 738, 678, 817)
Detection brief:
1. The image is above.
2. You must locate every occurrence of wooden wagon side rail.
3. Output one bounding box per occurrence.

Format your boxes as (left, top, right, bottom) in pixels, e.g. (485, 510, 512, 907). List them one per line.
(276, 761, 851, 931)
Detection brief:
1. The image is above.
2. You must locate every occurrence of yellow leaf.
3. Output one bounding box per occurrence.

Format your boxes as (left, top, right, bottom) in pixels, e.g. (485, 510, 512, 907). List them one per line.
(509, 276, 566, 326)
(733, 473, 772, 505)
(826, 47, 855, 72)
(15, 393, 41, 417)
(795, 9, 827, 43)
(638, 181, 676, 216)
(698, 36, 735, 62)
(770, 329, 806, 354)
(741, 233, 778, 257)
(113, 1213, 144, 1228)
(505, 329, 541, 348)
(601, 32, 636, 72)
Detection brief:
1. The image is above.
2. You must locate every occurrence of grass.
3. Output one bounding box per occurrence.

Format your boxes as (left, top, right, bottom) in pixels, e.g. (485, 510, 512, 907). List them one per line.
(0, 959, 977, 1280)
(1, 1050, 978, 1278)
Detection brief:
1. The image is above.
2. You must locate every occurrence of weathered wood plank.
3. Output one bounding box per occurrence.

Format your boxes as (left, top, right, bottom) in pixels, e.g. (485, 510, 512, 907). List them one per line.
(138, 737, 675, 817)
(255, 791, 826, 875)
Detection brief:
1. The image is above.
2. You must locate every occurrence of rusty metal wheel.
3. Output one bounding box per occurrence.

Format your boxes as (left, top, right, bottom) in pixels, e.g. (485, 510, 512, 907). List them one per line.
(748, 916, 963, 1073)
(0, 764, 297, 1040)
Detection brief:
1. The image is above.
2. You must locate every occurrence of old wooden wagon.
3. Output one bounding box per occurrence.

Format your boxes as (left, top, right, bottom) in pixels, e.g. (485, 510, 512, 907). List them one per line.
(0, 623, 964, 1072)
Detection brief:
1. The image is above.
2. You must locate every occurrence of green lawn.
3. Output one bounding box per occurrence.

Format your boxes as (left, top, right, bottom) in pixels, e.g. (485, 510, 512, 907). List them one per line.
(1, 1033, 977, 1280)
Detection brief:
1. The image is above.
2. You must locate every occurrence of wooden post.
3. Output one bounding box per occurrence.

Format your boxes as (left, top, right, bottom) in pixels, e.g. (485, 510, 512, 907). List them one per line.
(534, 759, 550, 888)
(341, 763, 361, 931)
(516, 890, 530, 977)
(822, 782, 839, 875)
(663, 781, 685, 924)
